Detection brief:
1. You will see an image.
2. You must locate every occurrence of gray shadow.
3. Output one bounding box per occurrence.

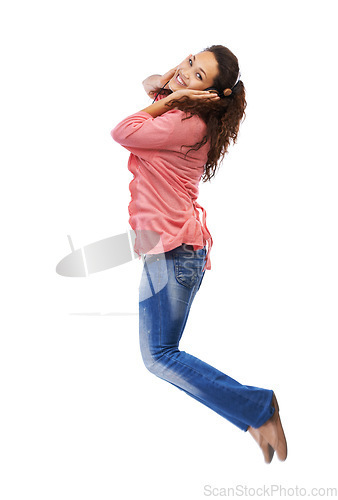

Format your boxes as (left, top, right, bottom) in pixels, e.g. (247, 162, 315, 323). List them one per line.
(56, 229, 161, 277)
(69, 312, 138, 316)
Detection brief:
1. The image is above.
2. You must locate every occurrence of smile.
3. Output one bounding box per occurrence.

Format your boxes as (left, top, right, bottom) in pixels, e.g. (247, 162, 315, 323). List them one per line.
(175, 73, 186, 87)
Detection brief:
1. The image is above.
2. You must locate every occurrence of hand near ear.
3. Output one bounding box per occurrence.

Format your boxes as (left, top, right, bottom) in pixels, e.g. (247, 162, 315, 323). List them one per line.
(158, 66, 179, 89)
(143, 66, 178, 98)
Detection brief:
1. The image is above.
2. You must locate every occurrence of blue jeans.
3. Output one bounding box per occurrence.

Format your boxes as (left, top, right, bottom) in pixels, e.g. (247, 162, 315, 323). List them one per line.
(138, 243, 275, 431)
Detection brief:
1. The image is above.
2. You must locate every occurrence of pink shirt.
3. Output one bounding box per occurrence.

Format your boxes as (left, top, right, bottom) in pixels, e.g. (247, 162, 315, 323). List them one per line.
(111, 99, 213, 271)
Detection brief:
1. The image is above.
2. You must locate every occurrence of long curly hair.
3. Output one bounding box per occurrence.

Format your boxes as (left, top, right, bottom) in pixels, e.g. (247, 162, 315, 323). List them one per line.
(161, 45, 247, 182)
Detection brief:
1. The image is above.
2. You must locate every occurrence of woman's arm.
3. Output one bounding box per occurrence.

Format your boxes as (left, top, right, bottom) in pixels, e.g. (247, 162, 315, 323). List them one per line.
(140, 89, 220, 118)
(111, 90, 219, 151)
(140, 94, 175, 118)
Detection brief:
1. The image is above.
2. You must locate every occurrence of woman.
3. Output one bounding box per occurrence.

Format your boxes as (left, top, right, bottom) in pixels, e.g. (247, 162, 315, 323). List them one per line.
(111, 45, 287, 464)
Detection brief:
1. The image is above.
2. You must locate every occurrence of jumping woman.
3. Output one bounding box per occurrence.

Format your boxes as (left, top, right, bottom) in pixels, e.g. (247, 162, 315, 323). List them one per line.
(111, 44, 287, 464)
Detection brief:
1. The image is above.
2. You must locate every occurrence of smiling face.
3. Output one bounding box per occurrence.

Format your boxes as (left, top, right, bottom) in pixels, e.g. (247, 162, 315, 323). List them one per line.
(168, 51, 219, 92)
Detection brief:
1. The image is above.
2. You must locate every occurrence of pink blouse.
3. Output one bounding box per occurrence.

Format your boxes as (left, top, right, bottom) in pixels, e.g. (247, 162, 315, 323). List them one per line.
(111, 98, 213, 271)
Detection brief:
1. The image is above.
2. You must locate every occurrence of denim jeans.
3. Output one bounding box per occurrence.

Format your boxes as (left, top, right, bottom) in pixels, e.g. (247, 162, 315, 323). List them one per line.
(138, 243, 275, 431)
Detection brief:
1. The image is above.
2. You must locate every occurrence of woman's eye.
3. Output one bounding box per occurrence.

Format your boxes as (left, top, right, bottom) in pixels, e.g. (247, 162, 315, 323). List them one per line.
(189, 58, 202, 80)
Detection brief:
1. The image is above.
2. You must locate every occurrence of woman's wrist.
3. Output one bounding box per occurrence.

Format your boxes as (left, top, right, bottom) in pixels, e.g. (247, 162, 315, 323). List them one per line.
(140, 94, 175, 118)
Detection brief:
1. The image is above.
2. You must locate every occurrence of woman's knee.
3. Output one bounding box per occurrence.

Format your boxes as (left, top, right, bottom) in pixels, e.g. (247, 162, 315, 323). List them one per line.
(139, 340, 160, 373)
(139, 344, 173, 377)
(141, 352, 162, 376)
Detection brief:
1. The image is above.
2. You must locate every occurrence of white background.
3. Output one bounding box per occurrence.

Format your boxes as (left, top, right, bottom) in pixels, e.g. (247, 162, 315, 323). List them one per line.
(1, 0, 337, 498)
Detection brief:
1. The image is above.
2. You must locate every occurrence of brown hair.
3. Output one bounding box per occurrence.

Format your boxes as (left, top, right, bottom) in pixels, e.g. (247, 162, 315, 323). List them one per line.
(165, 45, 247, 182)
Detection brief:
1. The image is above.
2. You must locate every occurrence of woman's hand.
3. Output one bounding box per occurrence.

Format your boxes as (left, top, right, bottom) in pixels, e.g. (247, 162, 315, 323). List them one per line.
(168, 88, 220, 102)
(143, 66, 179, 97)
(158, 66, 178, 88)
(143, 66, 177, 96)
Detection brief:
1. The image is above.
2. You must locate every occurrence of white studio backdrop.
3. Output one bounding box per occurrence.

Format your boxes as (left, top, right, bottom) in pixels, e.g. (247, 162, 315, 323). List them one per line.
(1, 0, 337, 499)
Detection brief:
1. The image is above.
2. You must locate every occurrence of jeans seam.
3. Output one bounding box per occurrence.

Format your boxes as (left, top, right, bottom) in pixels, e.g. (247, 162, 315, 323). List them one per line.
(158, 257, 163, 359)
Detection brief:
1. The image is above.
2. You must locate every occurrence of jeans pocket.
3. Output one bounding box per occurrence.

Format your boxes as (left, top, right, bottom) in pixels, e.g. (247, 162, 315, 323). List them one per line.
(173, 250, 204, 289)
